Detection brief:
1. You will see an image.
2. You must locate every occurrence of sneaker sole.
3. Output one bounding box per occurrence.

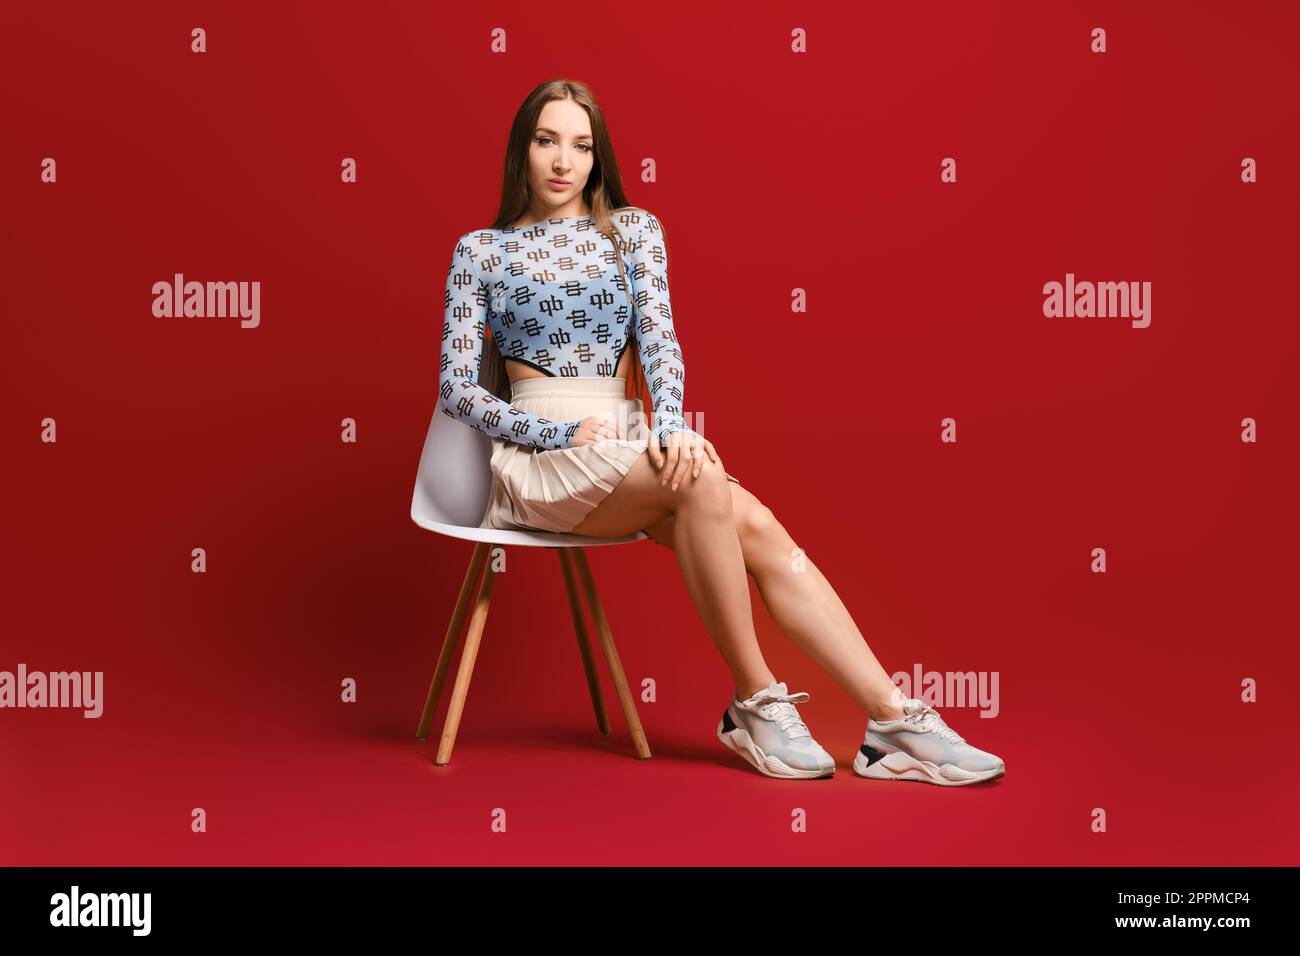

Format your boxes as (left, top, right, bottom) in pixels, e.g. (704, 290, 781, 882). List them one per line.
(852, 743, 1005, 786)
(716, 712, 835, 780)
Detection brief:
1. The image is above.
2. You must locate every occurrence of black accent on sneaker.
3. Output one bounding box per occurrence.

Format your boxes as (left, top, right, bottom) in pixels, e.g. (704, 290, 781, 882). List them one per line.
(721, 708, 737, 733)
(858, 743, 887, 766)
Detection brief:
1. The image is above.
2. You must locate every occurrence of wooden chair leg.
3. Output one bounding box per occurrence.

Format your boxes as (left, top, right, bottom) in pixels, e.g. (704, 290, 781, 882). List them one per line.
(570, 548, 652, 759)
(435, 547, 500, 766)
(556, 548, 610, 735)
(416, 542, 490, 741)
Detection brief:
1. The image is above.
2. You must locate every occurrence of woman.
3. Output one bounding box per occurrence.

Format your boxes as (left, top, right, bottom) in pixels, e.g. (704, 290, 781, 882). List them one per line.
(440, 79, 1005, 786)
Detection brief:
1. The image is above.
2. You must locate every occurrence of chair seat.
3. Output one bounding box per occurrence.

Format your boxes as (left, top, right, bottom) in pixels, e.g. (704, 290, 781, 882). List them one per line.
(410, 404, 649, 548)
(412, 515, 648, 548)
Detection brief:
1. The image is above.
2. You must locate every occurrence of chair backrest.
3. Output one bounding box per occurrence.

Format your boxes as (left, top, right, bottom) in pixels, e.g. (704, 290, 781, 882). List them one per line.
(411, 407, 493, 528)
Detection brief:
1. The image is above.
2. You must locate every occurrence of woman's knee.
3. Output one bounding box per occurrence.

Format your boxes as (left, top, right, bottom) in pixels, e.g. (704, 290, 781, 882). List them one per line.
(673, 460, 732, 516)
(735, 494, 781, 547)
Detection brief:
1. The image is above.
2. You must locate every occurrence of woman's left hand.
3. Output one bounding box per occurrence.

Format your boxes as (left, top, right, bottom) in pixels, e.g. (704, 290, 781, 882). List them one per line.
(648, 429, 720, 492)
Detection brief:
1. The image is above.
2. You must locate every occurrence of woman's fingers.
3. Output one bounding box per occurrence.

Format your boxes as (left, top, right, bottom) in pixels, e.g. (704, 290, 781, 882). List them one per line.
(660, 436, 679, 487)
(651, 431, 714, 488)
(689, 434, 707, 478)
(670, 437, 693, 490)
(574, 414, 616, 447)
(659, 432, 690, 491)
(594, 414, 618, 441)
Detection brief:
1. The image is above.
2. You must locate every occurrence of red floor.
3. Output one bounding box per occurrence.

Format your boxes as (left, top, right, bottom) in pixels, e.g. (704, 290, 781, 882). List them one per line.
(5, 529, 1294, 866)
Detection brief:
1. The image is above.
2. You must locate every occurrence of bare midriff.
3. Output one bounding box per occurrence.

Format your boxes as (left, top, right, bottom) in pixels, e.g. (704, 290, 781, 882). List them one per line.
(504, 351, 633, 385)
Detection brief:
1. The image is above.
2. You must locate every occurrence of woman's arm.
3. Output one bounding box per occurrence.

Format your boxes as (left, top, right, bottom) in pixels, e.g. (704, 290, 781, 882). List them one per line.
(439, 232, 582, 450)
(624, 210, 693, 446)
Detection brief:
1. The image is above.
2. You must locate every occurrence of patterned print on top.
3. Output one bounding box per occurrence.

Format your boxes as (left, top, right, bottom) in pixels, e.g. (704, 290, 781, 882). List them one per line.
(439, 207, 690, 450)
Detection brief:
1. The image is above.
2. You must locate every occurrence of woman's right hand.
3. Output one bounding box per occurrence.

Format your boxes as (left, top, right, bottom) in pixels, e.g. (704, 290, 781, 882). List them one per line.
(570, 413, 623, 447)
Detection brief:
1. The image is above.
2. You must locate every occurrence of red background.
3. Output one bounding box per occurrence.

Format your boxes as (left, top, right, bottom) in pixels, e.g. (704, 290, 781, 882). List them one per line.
(3, 0, 1297, 865)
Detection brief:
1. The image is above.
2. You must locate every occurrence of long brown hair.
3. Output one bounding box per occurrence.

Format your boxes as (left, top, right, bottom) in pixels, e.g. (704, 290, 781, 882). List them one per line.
(476, 78, 667, 431)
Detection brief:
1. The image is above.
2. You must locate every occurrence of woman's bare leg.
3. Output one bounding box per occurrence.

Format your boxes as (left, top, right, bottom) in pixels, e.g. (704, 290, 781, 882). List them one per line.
(570, 453, 776, 699)
(641, 484, 907, 722)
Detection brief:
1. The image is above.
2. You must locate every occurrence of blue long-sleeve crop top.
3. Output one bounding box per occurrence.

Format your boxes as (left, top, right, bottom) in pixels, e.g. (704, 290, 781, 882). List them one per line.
(439, 207, 690, 451)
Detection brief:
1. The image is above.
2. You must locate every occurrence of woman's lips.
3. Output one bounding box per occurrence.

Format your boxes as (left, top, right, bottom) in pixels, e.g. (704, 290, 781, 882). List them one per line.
(548, 179, 570, 190)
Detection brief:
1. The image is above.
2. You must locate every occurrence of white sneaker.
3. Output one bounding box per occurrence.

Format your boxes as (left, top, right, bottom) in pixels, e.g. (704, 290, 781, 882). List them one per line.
(852, 698, 1005, 786)
(716, 681, 836, 779)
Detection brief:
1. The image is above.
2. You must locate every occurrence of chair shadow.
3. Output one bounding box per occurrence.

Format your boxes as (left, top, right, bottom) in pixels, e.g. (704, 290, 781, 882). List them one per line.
(359, 720, 1006, 784)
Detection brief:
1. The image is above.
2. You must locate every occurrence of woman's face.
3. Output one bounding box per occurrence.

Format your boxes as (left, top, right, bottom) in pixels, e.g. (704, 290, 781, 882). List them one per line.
(525, 98, 595, 216)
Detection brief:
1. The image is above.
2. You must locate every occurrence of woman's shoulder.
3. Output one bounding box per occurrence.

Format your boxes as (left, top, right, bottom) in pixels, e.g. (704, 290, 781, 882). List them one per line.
(458, 222, 502, 239)
(612, 204, 659, 224)
(610, 206, 664, 244)
(451, 224, 501, 254)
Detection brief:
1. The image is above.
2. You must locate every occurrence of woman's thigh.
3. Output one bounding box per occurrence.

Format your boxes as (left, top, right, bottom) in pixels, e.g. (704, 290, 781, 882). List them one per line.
(569, 448, 729, 538)
(644, 481, 778, 553)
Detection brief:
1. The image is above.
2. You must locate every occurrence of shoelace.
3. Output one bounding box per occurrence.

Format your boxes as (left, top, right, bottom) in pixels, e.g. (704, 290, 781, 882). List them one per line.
(753, 692, 812, 739)
(904, 702, 967, 744)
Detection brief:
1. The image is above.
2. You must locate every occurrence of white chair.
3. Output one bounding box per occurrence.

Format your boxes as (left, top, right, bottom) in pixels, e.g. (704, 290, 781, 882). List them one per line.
(410, 405, 653, 766)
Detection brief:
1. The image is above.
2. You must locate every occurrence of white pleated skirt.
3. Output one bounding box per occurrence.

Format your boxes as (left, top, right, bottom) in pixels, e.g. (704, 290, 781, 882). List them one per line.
(478, 376, 739, 535)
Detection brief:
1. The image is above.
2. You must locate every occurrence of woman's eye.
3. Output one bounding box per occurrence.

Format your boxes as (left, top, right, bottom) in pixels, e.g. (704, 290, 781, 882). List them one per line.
(535, 136, 591, 152)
